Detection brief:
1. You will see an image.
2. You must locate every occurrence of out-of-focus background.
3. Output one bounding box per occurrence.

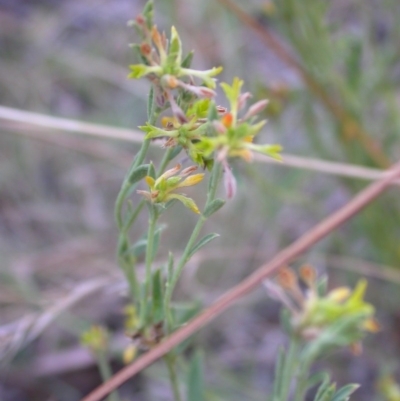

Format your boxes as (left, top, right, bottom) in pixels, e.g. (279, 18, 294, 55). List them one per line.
(1, 0, 400, 400)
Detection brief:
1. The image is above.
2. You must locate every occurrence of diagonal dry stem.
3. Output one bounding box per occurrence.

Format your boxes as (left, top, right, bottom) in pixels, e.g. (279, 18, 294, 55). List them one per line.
(81, 160, 400, 401)
(1, 106, 399, 185)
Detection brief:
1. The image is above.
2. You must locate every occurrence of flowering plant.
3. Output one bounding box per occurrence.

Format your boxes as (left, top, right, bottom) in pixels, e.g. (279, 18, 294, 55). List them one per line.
(80, 3, 378, 401)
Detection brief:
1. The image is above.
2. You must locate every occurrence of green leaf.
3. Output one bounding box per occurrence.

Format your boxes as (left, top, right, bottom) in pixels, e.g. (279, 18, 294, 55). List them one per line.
(148, 163, 156, 179)
(128, 64, 148, 79)
(188, 99, 211, 119)
(142, 0, 154, 29)
(152, 224, 164, 260)
(167, 26, 182, 66)
(317, 275, 328, 297)
(181, 50, 194, 68)
(163, 199, 177, 210)
(187, 351, 205, 401)
(332, 384, 360, 401)
(188, 233, 220, 259)
(207, 101, 219, 121)
(167, 194, 200, 214)
(132, 238, 147, 258)
(314, 378, 330, 401)
(280, 309, 293, 335)
(152, 269, 164, 322)
(147, 86, 154, 120)
(167, 145, 183, 162)
(128, 164, 150, 184)
(314, 376, 333, 401)
(253, 144, 283, 160)
(271, 347, 285, 401)
(167, 252, 174, 280)
(203, 198, 225, 218)
(307, 372, 330, 392)
(220, 77, 243, 112)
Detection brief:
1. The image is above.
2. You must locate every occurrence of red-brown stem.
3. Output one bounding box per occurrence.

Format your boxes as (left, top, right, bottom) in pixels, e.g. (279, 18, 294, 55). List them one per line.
(81, 160, 400, 401)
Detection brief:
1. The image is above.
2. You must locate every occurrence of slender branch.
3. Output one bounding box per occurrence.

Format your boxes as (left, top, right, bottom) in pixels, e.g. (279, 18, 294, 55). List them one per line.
(81, 161, 400, 401)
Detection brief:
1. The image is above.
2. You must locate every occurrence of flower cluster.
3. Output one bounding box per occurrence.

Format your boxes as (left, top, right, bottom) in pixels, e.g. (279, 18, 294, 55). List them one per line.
(137, 164, 204, 214)
(128, 1, 282, 205)
(265, 265, 379, 350)
(128, 1, 222, 122)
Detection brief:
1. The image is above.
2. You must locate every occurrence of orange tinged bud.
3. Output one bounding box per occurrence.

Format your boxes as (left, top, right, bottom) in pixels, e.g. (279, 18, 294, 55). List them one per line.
(140, 43, 152, 56)
(363, 318, 380, 333)
(299, 264, 316, 287)
(221, 113, 233, 128)
(277, 267, 298, 290)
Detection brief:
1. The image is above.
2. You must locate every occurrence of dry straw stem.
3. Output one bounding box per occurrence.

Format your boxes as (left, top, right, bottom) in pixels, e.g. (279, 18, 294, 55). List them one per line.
(216, 0, 390, 168)
(82, 160, 400, 401)
(1, 106, 399, 186)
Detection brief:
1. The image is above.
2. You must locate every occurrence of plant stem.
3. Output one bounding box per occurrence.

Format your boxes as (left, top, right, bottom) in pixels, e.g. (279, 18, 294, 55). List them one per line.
(165, 162, 223, 330)
(294, 354, 313, 401)
(280, 337, 300, 401)
(139, 205, 159, 325)
(114, 100, 159, 230)
(158, 147, 174, 175)
(96, 352, 121, 401)
(165, 354, 183, 401)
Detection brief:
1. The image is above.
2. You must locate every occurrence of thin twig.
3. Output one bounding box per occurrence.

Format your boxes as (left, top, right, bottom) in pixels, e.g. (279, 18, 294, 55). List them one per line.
(81, 161, 400, 401)
(1, 106, 399, 185)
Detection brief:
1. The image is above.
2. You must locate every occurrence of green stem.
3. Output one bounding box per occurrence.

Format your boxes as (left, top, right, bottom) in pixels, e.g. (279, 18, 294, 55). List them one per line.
(165, 354, 183, 401)
(114, 98, 161, 303)
(96, 352, 121, 401)
(280, 336, 300, 401)
(294, 353, 313, 401)
(114, 100, 159, 230)
(115, 139, 151, 230)
(140, 205, 159, 325)
(158, 147, 174, 175)
(165, 162, 223, 330)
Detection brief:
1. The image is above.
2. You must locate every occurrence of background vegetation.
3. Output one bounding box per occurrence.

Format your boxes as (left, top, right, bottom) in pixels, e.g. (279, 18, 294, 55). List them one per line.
(0, 0, 399, 400)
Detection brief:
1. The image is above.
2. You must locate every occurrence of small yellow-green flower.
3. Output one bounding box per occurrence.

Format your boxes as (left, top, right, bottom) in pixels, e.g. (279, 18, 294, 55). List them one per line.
(194, 77, 282, 163)
(265, 266, 379, 346)
(80, 325, 109, 353)
(128, 24, 222, 90)
(137, 164, 204, 213)
(140, 98, 215, 168)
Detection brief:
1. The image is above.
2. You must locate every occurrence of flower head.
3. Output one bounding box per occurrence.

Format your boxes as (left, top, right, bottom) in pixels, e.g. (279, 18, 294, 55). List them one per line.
(81, 325, 109, 353)
(137, 164, 204, 213)
(194, 77, 282, 163)
(128, 2, 222, 121)
(139, 98, 217, 169)
(265, 265, 379, 350)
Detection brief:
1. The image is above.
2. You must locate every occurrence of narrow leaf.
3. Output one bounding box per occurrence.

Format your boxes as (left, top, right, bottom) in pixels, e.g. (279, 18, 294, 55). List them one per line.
(187, 351, 205, 401)
(331, 384, 360, 401)
(314, 376, 331, 401)
(152, 269, 164, 322)
(167, 145, 183, 162)
(132, 238, 147, 258)
(128, 164, 150, 185)
(203, 198, 225, 218)
(188, 233, 220, 259)
(147, 86, 154, 120)
(147, 163, 156, 179)
(181, 50, 194, 68)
